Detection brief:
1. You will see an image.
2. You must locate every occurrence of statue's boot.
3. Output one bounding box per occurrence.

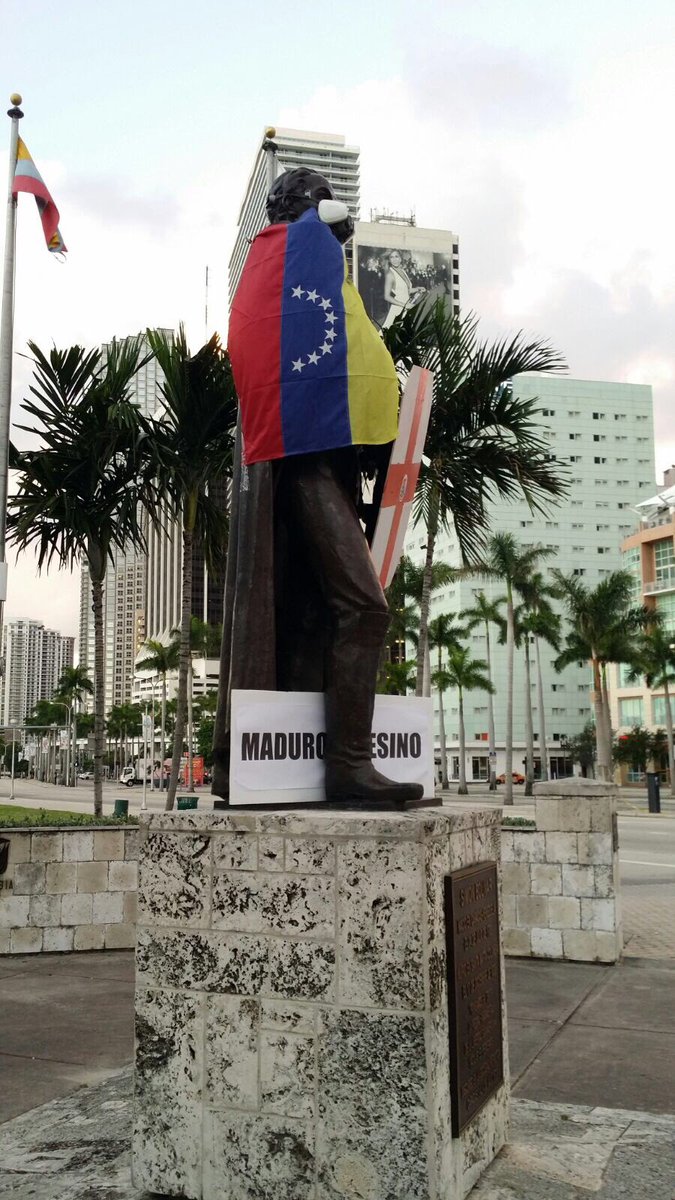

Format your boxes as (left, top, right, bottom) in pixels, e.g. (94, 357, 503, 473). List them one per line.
(324, 610, 424, 806)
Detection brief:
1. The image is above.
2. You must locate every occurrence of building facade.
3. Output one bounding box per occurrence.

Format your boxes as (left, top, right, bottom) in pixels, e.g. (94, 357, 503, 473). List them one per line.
(608, 469, 675, 773)
(229, 127, 361, 303)
(1, 620, 74, 726)
(405, 374, 657, 781)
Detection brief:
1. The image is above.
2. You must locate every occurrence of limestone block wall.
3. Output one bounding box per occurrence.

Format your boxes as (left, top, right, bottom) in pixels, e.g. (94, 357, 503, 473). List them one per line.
(0, 826, 138, 954)
(501, 780, 621, 963)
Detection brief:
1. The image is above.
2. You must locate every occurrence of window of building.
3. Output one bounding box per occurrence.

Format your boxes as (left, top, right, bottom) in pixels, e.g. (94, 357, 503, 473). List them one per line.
(614, 413, 626, 421)
(573, 568, 586, 575)
(618, 661, 638, 687)
(568, 410, 581, 417)
(569, 433, 581, 440)
(652, 695, 671, 725)
(618, 696, 644, 726)
(593, 434, 606, 442)
(541, 408, 556, 416)
(594, 457, 607, 465)
(592, 412, 605, 420)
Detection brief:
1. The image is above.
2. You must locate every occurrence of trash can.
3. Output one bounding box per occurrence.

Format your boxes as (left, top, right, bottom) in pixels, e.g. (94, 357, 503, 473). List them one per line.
(113, 797, 130, 818)
(177, 795, 198, 811)
(646, 771, 661, 814)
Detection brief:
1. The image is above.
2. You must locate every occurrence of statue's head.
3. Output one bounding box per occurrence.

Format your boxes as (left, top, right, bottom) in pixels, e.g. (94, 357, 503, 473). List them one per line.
(266, 168, 353, 244)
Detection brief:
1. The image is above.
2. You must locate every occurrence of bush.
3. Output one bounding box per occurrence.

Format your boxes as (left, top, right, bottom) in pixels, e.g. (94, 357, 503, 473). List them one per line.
(0, 805, 139, 829)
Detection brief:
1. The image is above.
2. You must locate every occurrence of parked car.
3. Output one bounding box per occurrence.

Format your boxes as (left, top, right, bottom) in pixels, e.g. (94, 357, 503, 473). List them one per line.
(496, 771, 525, 785)
(77, 771, 93, 780)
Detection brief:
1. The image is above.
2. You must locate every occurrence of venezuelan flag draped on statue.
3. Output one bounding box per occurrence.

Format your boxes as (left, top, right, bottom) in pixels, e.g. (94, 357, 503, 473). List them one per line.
(228, 207, 398, 465)
(12, 137, 67, 254)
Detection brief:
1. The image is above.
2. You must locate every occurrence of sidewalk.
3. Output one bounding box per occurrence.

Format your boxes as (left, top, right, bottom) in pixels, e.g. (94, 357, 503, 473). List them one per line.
(0, 951, 674, 1197)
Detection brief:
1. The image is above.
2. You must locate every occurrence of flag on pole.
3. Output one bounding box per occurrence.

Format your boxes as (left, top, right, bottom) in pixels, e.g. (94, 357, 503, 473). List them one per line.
(11, 137, 66, 254)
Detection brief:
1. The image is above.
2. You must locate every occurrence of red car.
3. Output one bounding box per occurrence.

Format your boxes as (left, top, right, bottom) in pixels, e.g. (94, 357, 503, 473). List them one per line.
(496, 771, 525, 785)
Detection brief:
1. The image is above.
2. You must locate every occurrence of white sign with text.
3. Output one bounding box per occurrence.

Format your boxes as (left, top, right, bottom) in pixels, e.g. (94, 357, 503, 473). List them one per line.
(230, 690, 434, 805)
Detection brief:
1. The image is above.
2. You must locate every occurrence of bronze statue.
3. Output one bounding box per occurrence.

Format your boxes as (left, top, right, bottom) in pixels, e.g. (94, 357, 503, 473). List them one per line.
(212, 167, 423, 807)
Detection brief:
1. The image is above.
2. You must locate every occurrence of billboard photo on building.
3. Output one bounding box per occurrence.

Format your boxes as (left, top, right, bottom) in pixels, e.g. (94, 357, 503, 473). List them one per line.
(356, 242, 456, 329)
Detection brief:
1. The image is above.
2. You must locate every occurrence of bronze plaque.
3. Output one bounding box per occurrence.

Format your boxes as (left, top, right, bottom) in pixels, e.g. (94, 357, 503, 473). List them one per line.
(444, 861, 503, 1135)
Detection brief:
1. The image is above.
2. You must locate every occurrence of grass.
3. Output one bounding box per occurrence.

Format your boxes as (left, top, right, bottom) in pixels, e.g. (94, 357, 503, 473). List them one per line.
(501, 816, 536, 828)
(0, 804, 138, 829)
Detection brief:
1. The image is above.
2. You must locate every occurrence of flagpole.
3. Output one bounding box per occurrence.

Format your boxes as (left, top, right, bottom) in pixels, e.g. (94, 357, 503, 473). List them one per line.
(0, 93, 23, 674)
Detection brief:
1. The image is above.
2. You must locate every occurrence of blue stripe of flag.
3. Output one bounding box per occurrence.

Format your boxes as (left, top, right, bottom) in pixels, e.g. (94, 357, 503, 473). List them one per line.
(280, 210, 351, 456)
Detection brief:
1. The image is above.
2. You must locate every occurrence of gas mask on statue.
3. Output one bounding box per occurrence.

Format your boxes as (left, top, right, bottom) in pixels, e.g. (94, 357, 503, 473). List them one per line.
(265, 168, 354, 244)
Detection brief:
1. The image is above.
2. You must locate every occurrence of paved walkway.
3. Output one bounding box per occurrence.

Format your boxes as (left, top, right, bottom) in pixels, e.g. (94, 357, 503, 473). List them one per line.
(0, 952, 674, 1197)
(623, 891, 675, 958)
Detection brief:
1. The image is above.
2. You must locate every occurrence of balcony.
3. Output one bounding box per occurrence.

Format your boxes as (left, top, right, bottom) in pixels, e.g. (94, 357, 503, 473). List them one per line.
(644, 565, 675, 594)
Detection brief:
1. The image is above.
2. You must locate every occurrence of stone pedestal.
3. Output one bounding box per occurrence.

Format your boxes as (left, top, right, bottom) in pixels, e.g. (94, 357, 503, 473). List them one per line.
(132, 807, 509, 1199)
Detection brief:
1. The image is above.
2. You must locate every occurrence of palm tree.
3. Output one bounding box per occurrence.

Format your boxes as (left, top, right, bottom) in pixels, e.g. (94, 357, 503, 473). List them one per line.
(473, 535, 555, 804)
(172, 617, 223, 791)
(393, 555, 456, 695)
(7, 338, 159, 814)
(436, 645, 494, 795)
(384, 555, 421, 667)
(463, 592, 505, 791)
(136, 637, 180, 792)
(627, 624, 675, 795)
(148, 327, 237, 810)
(554, 570, 651, 780)
(518, 572, 561, 783)
(383, 301, 567, 696)
(511, 602, 560, 796)
(54, 665, 93, 786)
(428, 612, 465, 788)
(378, 659, 417, 696)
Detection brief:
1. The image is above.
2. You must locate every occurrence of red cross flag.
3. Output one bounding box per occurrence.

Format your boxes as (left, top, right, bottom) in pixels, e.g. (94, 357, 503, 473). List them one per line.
(370, 365, 433, 589)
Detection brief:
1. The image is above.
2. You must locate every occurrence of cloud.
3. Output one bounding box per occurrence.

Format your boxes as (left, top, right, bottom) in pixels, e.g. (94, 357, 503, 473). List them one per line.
(405, 39, 571, 133)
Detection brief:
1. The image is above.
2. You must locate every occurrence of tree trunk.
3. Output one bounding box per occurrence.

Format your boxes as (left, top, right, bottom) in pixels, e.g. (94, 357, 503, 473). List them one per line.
(601, 663, 613, 777)
(485, 618, 497, 791)
(592, 653, 610, 779)
(188, 662, 194, 792)
(416, 488, 438, 696)
(458, 687, 467, 795)
(663, 679, 675, 797)
(534, 634, 548, 781)
(72, 709, 77, 786)
(90, 561, 105, 817)
(436, 647, 448, 789)
(504, 583, 515, 806)
(167, 513, 194, 810)
(160, 678, 167, 796)
(524, 638, 534, 797)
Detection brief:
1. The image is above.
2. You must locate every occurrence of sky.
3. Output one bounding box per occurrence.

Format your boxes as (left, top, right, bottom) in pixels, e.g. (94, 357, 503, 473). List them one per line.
(1, 0, 675, 641)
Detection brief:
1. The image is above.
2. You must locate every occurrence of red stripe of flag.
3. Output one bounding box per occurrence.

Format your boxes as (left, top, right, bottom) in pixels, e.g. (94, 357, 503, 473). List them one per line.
(379, 369, 429, 587)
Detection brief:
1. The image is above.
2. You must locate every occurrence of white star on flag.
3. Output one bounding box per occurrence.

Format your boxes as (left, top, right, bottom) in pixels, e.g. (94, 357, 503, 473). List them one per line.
(307, 351, 320, 365)
(326, 328, 337, 341)
(306, 289, 319, 303)
(319, 297, 331, 310)
(321, 342, 333, 355)
(292, 358, 305, 372)
(325, 311, 337, 324)
(291, 285, 305, 299)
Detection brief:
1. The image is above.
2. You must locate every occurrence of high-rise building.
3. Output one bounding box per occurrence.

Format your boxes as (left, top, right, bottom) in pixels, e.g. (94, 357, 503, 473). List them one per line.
(405, 374, 657, 781)
(229, 127, 360, 302)
(1, 620, 74, 725)
(607, 468, 675, 774)
(78, 332, 172, 713)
